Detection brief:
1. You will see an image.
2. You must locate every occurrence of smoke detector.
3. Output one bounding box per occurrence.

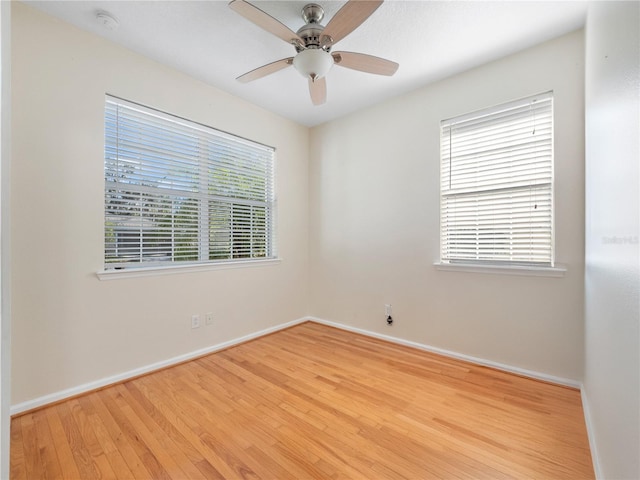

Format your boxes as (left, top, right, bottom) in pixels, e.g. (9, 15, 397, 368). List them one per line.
(96, 10, 119, 31)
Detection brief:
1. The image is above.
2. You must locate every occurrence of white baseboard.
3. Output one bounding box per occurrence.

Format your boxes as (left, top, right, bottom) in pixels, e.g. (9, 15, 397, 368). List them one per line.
(12, 315, 582, 416)
(10, 316, 308, 416)
(307, 316, 581, 389)
(581, 386, 603, 479)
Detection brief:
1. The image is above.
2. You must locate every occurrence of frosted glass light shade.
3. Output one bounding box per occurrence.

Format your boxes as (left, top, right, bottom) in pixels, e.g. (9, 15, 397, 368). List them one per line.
(293, 49, 334, 80)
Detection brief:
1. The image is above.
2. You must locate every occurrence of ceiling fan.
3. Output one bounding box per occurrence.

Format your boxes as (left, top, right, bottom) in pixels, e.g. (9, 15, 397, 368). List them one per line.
(229, 0, 399, 106)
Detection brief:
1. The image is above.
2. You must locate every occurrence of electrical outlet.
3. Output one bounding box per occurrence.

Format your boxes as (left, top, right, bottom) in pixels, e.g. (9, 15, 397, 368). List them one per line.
(205, 313, 213, 326)
(191, 314, 201, 329)
(385, 304, 392, 316)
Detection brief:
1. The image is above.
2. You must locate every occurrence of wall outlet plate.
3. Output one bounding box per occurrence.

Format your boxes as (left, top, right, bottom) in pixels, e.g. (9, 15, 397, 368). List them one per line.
(191, 315, 200, 329)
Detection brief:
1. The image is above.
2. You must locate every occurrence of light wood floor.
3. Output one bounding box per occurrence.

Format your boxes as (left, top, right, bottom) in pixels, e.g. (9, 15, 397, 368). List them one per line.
(11, 322, 594, 479)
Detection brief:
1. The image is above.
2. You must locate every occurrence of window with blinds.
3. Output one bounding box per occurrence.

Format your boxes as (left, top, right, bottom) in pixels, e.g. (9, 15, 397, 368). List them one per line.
(104, 96, 276, 270)
(440, 92, 554, 266)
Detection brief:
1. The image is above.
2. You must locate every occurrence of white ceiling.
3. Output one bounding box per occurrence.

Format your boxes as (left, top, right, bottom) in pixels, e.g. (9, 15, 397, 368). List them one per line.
(25, 0, 588, 126)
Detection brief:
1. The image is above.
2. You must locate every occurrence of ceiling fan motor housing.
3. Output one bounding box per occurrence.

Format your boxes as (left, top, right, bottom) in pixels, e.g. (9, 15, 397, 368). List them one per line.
(296, 4, 330, 52)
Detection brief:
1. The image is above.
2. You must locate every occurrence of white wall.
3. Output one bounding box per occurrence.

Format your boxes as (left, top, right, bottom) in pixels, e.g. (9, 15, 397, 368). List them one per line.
(584, 2, 640, 478)
(11, 3, 309, 405)
(0, 1, 10, 477)
(309, 31, 586, 381)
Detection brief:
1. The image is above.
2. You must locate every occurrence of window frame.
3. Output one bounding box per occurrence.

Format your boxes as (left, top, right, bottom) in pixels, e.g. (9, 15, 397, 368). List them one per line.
(436, 92, 565, 276)
(100, 95, 277, 277)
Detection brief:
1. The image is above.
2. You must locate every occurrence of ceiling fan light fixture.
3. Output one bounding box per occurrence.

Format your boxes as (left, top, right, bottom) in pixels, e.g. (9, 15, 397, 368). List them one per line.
(293, 48, 334, 80)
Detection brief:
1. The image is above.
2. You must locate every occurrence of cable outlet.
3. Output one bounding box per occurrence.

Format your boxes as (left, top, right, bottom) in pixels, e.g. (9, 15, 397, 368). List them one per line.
(385, 304, 393, 326)
(205, 313, 213, 326)
(191, 314, 200, 329)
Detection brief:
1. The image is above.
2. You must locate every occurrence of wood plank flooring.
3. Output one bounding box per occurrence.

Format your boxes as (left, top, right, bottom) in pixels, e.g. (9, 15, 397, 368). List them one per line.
(11, 322, 594, 479)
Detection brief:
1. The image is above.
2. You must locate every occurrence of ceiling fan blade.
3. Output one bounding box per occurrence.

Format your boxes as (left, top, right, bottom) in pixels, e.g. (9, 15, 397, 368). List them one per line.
(236, 58, 294, 83)
(321, 0, 383, 47)
(229, 0, 303, 45)
(332, 51, 398, 76)
(309, 77, 327, 106)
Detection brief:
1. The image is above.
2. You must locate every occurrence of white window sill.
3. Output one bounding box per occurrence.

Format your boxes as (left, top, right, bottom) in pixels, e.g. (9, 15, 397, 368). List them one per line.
(434, 262, 566, 278)
(97, 258, 282, 281)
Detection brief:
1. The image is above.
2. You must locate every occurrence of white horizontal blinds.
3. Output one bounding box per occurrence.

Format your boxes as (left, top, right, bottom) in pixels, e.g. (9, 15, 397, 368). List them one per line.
(105, 96, 275, 269)
(440, 92, 553, 266)
(205, 135, 274, 261)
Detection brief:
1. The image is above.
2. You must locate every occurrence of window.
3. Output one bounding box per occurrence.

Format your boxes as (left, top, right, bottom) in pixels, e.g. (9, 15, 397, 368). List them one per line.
(440, 92, 553, 267)
(104, 96, 275, 270)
